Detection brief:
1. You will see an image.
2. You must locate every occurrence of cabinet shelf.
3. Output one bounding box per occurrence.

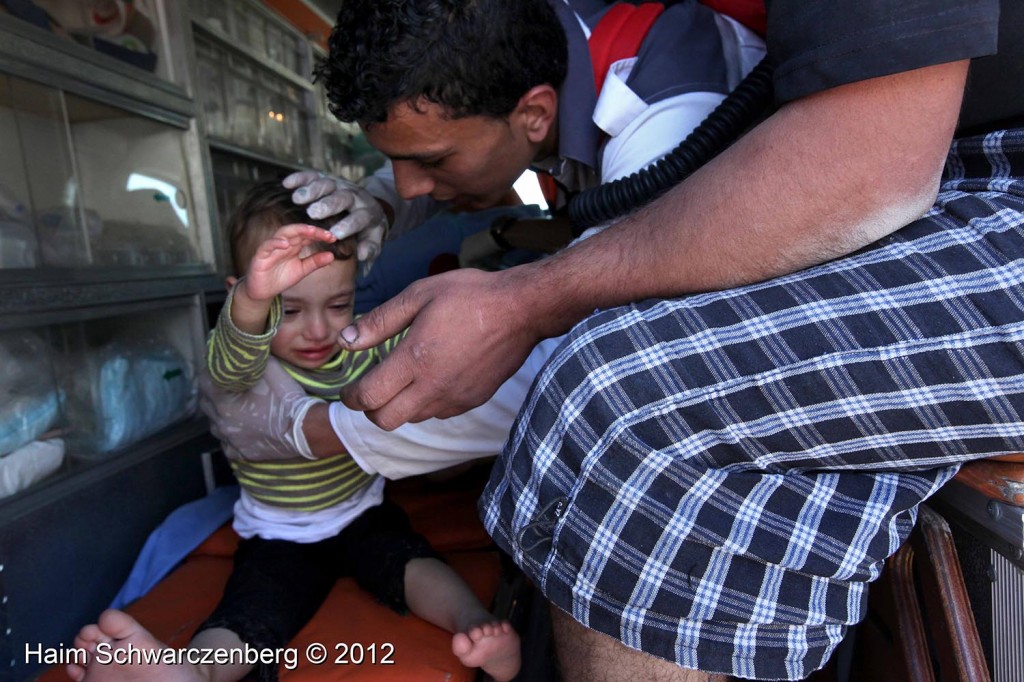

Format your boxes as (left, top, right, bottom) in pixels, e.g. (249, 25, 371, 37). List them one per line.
(207, 136, 308, 174)
(0, 274, 221, 322)
(0, 415, 213, 524)
(0, 3, 387, 678)
(0, 6, 223, 674)
(191, 18, 315, 93)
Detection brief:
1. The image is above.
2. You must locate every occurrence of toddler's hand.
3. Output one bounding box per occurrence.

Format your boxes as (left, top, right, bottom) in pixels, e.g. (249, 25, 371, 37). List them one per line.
(243, 223, 336, 302)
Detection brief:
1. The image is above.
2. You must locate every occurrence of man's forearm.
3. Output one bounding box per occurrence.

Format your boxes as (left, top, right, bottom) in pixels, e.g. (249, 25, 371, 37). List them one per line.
(515, 61, 969, 340)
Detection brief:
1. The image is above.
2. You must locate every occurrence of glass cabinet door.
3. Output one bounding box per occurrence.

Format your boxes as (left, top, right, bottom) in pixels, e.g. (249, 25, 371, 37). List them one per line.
(195, 37, 230, 140)
(10, 0, 179, 85)
(0, 73, 214, 271)
(0, 299, 202, 501)
(0, 75, 74, 269)
(66, 93, 202, 267)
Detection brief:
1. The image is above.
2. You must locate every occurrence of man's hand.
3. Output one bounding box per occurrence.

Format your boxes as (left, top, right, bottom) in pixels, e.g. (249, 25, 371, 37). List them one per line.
(283, 171, 388, 272)
(338, 267, 541, 430)
(199, 358, 325, 461)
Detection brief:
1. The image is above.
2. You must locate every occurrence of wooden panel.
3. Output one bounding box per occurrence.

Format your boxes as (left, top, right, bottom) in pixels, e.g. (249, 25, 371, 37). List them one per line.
(954, 459, 1024, 506)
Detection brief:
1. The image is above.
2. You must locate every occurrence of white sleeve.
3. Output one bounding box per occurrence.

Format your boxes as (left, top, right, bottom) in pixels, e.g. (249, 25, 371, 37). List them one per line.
(330, 336, 565, 479)
(362, 160, 448, 239)
(572, 86, 733, 244)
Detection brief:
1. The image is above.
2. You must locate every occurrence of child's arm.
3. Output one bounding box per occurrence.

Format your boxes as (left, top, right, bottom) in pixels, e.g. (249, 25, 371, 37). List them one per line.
(231, 224, 337, 333)
(206, 290, 277, 392)
(288, 330, 408, 458)
(301, 403, 346, 459)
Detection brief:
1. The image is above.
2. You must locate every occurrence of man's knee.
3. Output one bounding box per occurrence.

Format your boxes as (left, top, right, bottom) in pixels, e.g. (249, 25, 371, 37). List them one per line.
(549, 604, 728, 682)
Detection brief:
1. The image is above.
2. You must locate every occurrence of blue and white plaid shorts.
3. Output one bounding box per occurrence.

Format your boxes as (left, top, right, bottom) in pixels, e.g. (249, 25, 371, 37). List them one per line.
(480, 128, 1024, 680)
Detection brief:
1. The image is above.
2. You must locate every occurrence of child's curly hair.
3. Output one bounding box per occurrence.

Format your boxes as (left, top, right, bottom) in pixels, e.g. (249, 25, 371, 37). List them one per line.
(314, 0, 568, 125)
(227, 179, 356, 277)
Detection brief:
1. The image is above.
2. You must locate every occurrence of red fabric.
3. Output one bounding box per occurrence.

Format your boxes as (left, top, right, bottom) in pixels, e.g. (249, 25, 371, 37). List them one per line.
(588, 3, 665, 92)
(35, 552, 501, 682)
(588, 1, 767, 96)
(699, 0, 767, 35)
(537, 171, 560, 207)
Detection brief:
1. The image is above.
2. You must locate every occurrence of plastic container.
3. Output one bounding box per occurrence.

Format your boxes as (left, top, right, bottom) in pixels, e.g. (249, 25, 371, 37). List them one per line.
(0, 331, 62, 457)
(60, 310, 199, 458)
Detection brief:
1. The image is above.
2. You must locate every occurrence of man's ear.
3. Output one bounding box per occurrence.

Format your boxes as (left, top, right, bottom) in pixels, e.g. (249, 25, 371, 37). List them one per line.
(225, 275, 238, 291)
(516, 84, 558, 144)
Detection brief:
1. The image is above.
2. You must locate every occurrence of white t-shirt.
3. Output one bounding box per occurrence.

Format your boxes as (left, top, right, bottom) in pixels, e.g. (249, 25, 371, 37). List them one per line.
(233, 476, 385, 543)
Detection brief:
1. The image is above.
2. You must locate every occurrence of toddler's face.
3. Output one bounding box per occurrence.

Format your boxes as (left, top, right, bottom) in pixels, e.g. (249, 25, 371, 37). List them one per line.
(270, 257, 357, 369)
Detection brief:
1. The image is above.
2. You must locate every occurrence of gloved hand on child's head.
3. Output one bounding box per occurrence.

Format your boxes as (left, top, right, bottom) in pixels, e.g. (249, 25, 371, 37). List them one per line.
(283, 171, 387, 274)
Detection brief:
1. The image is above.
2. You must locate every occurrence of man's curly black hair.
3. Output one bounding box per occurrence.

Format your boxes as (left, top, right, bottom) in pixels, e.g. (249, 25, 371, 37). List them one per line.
(314, 0, 569, 125)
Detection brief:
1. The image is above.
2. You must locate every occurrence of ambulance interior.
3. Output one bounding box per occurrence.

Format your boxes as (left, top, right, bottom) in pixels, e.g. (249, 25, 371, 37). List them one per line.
(0, 2, 1021, 682)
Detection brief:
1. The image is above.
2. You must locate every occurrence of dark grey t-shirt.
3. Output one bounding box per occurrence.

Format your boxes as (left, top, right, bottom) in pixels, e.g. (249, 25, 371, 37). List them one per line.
(764, 0, 1020, 135)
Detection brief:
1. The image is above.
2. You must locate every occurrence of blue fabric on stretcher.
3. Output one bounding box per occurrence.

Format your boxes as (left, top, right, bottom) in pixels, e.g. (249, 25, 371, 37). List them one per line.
(110, 485, 240, 609)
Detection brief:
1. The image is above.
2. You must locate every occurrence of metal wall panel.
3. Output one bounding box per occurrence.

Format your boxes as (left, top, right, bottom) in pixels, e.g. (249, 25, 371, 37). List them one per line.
(992, 549, 1024, 682)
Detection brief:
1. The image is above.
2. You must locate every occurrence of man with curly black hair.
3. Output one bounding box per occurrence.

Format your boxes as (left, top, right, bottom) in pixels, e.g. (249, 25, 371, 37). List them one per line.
(303, 0, 571, 215)
(208, 0, 1024, 680)
(275, 3, 764, 680)
(284, 0, 762, 258)
(318, 1, 569, 126)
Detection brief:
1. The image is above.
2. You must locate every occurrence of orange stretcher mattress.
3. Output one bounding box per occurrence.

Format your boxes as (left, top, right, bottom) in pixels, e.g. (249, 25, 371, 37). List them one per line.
(39, 467, 505, 682)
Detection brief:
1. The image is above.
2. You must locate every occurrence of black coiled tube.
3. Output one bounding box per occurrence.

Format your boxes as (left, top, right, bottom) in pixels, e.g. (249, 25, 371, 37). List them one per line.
(568, 57, 775, 230)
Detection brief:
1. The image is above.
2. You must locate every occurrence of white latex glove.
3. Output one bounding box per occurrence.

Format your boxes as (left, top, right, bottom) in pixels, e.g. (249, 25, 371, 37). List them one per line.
(282, 170, 387, 274)
(199, 357, 322, 462)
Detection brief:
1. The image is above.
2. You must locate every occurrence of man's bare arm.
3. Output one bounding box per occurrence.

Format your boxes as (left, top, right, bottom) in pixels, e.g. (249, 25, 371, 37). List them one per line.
(525, 60, 969, 327)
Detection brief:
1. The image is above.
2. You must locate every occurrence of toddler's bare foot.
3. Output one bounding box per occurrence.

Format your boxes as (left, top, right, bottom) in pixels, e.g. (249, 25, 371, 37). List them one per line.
(66, 610, 206, 682)
(451, 619, 520, 682)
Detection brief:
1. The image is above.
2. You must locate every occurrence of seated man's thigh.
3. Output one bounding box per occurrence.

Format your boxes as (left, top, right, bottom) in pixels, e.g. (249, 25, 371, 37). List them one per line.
(482, 162, 1024, 679)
